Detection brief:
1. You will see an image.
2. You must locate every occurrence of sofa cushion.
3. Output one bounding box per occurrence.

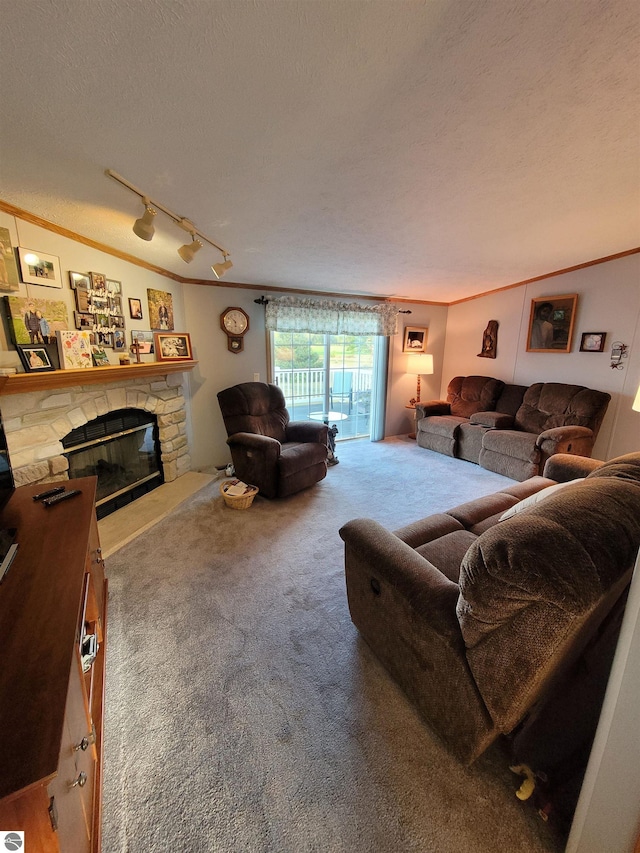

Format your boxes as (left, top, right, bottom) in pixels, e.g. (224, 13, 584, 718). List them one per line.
(447, 376, 504, 418)
(514, 383, 610, 435)
(417, 414, 467, 438)
(585, 452, 640, 483)
(416, 531, 478, 582)
(499, 479, 585, 520)
(481, 429, 541, 462)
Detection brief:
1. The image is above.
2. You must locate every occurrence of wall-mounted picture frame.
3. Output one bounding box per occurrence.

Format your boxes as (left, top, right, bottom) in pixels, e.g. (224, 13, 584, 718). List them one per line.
(526, 294, 578, 353)
(580, 332, 606, 352)
(90, 272, 107, 294)
(5, 295, 70, 345)
(147, 288, 174, 330)
(68, 271, 91, 290)
(0, 226, 20, 292)
(154, 332, 192, 361)
(129, 298, 143, 319)
(16, 344, 55, 372)
(74, 311, 94, 331)
(17, 247, 63, 288)
(106, 278, 122, 295)
(402, 326, 428, 353)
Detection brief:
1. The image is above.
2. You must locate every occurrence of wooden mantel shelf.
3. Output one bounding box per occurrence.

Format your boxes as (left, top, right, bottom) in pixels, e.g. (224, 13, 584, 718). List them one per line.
(0, 360, 198, 395)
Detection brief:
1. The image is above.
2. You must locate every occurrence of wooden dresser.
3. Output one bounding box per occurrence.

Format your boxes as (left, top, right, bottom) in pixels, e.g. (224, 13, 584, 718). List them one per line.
(0, 477, 107, 853)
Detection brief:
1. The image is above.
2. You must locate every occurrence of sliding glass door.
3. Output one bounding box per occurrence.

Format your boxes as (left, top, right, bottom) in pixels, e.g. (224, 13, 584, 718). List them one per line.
(271, 332, 376, 440)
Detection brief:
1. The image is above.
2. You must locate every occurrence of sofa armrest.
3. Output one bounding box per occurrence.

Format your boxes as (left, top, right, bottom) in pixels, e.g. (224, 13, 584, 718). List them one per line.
(415, 400, 451, 419)
(286, 421, 328, 443)
(543, 453, 603, 482)
(339, 518, 461, 638)
(536, 425, 594, 457)
(227, 431, 281, 452)
(469, 411, 515, 429)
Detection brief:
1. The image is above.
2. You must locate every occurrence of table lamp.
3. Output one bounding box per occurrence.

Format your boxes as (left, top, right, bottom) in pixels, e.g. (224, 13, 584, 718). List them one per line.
(406, 353, 434, 405)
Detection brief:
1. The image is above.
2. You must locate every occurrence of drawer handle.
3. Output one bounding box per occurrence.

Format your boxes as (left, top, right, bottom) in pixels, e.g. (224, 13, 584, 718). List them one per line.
(70, 771, 88, 789)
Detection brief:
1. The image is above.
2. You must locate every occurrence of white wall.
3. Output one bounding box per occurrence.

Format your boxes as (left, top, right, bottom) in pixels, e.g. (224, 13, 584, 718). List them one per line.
(443, 254, 640, 459)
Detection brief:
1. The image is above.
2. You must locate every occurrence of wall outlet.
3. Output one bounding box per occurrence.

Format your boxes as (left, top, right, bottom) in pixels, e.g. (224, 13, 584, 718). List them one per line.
(253, 373, 260, 382)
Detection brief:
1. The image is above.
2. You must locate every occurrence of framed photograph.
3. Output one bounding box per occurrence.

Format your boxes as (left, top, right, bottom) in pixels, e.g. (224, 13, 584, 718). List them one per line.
(106, 278, 122, 295)
(111, 314, 126, 330)
(69, 271, 91, 290)
(109, 294, 123, 316)
(129, 297, 143, 319)
(154, 332, 192, 361)
(74, 311, 94, 331)
(131, 329, 154, 354)
(0, 226, 20, 292)
(147, 288, 174, 330)
(17, 247, 63, 288)
(96, 331, 113, 348)
(16, 344, 55, 372)
(90, 271, 107, 295)
(113, 330, 127, 351)
(580, 332, 607, 353)
(526, 294, 578, 353)
(5, 295, 70, 345)
(402, 326, 428, 353)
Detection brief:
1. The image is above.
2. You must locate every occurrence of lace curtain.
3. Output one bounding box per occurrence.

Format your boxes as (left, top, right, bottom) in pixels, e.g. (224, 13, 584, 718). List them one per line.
(265, 296, 398, 337)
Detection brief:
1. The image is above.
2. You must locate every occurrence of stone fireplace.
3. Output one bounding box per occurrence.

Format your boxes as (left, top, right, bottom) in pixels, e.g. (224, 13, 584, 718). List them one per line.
(0, 368, 192, 500)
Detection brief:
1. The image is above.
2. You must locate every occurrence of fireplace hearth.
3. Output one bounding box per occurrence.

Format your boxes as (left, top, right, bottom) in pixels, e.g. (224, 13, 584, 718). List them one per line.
(63, 409, 163, 519)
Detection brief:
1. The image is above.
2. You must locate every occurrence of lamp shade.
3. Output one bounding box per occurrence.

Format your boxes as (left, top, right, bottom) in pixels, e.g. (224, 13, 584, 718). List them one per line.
(177, 238, 203, 263)
(406, 353, 434, 375)
(633, 385, 640, 412)
(212, 257, 233, 279)
(132, 206, 156, 241)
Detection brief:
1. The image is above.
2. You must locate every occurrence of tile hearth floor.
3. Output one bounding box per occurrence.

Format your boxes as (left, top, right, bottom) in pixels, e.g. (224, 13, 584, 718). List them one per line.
(97, 471, 216, 558)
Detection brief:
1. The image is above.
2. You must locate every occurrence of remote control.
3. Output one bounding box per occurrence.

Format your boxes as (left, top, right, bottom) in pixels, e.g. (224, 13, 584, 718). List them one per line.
(43, 489, 82, 507)
(32, 486, 66, 501)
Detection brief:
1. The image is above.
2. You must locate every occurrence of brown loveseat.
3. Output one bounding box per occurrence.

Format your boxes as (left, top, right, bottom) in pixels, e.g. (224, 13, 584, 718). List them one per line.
(339, 452, 640, 764)
(415, 376, 610, 480)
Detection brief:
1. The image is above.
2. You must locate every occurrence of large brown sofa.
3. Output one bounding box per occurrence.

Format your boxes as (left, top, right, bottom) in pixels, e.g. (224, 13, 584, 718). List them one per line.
(415, 376, 611, 480)
(339, 452, 640, 765)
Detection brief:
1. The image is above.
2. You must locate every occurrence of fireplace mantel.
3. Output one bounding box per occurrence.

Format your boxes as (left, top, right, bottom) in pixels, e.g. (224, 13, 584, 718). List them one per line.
(0, 360, 197, 396)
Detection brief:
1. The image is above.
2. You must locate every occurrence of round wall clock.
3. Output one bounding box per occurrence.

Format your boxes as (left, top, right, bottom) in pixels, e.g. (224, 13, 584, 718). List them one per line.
(220, 307, 250, 353)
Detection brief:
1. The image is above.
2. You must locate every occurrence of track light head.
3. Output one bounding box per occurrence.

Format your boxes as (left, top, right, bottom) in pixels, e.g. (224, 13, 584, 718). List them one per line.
(132, 201, 156, 241)
(177, 236, 204, 263)
(212, 255, 233, 279)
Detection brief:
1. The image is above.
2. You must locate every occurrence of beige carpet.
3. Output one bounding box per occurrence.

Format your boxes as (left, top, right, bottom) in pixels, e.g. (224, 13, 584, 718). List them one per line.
(101, 438, 565, 853)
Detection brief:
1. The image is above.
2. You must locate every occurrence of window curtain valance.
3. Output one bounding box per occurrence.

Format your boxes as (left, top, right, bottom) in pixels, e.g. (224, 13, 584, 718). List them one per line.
(265, 296, 398, 337)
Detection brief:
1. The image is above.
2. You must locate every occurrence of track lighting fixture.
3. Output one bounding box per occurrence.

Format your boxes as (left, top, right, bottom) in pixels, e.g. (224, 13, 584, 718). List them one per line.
(106, 169, 232, 278)
(211, 255, 233, 279)
(178, 235, 204, 263)
(132, 199, 157, 241)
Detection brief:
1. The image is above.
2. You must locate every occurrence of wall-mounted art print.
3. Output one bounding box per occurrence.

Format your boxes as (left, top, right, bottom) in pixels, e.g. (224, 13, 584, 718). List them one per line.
(56, 330, 93, 369)
(0, 227, 20, 291)
(17, 247, 62, 288)
(5, 295, 70, 345)
(402, 326, 428, 353)
(147, 288, 174, 330)
(526, 294, 578, 353)
(16, 344, 55, 372)
(579, 332, 607, 352)
(477, 320, 498, 359)
(154, 332, 192, 361)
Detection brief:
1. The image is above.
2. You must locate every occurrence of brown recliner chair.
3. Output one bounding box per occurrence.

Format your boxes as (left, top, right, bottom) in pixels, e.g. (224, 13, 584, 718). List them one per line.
(217, 382, 329, 499)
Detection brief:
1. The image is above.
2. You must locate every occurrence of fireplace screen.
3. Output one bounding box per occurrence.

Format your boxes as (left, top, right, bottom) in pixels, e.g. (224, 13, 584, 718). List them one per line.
(63, 409, 163, 518)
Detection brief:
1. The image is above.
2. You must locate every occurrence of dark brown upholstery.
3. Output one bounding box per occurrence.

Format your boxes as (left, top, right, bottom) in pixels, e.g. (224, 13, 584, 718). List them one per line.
(416, 376, 610, 481)
(340, 452, 640, 763)
(217, 382, 328, 498)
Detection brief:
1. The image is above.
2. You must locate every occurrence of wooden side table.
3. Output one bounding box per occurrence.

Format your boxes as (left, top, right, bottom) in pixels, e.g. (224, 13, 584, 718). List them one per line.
(405, 404, 417, 439)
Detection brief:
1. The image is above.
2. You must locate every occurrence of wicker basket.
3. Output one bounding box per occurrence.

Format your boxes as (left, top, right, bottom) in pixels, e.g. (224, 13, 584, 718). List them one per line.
(220, 479, 259, 510)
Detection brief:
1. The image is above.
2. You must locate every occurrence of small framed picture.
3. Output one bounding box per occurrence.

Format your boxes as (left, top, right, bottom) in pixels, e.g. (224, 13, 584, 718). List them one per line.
(74, 311, 94, 331)
(154, 332, 192, 361)
(90, 272, 107, 294)
(106, 278, 122, 295)
(402, 326, 428, 353)
(111, 314, 126, 330)
(113, 330, 127, 351)
(17, 344, 55, 372)
(129, 297, 143, 319)
(109, 294, 123, 316)
(69, 271, 91, 290)
(580, 332, 607, 353)
(17, 248, 63, 288)
(131, 329, 154, 354)
(91, 346, 110, 367)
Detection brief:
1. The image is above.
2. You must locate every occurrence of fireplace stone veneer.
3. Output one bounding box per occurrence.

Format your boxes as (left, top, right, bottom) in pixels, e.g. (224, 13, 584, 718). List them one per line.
(0, 373, 191, 488)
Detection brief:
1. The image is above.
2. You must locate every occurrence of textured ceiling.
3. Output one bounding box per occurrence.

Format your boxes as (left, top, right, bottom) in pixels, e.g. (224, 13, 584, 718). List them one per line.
(0, 0, 638, 303)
